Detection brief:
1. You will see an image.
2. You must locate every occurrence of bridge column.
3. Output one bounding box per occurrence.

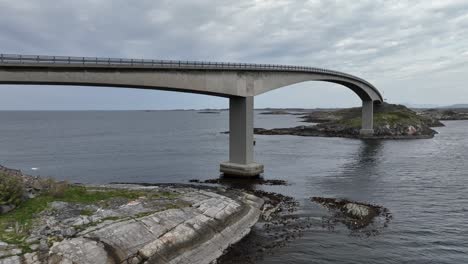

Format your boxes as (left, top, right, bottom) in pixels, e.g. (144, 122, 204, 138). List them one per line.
(220, 96, 264, 177)
(360, 100, 374, 136)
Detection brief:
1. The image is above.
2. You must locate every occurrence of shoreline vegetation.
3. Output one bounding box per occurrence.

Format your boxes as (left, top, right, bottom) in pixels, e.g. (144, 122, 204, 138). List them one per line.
(255, 103, 468, 139)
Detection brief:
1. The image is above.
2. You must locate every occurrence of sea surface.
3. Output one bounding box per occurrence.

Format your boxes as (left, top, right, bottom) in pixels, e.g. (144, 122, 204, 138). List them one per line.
(0, 110, 467, 263)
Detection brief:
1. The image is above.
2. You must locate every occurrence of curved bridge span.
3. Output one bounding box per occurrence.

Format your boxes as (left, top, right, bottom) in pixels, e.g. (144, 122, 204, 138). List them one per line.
(0, 54, 383, 177)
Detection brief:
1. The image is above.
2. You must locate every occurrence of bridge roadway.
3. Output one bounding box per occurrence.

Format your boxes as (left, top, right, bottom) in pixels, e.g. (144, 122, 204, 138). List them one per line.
(0, 54, 383, 177)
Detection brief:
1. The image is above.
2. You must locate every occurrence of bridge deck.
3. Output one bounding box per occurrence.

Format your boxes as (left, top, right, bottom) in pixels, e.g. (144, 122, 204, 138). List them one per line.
(0, 54, 379, 97)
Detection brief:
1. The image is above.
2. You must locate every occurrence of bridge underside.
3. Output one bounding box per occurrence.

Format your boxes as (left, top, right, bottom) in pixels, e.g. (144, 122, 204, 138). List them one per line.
(0, 62, 382, 178)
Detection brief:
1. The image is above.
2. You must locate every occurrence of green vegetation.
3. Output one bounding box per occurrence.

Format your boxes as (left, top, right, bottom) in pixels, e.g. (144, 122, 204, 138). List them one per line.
(0, 184, 178, 247)
(0, 172, 24, 207)
(79, 209, 95, 216)
(36, 178, 70, 198)
(330, 103, 432, 128)
(0, 194, 52, 249)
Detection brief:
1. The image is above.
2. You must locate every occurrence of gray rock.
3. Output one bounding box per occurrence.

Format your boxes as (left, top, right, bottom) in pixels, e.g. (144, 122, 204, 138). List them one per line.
(0, 205, 15, 214)
(23, 252, 40, 264)
(128, 255, 142, 264)
(38, 239, 49, 252)
(25, 237, 39, 244)
(9, 249, 21, 255)
(49, 201, 69, 211)
(0, 256, 21, 264)
(344, 203, 371, 219)
(49, 237, 113, 264)
(0, 184, 264, 264)
(29, 244, 39, 251)
(0, 248, 21, 258)
(61, 227, 76, 238)
(70, 216, 91, 227)
(143, 191, 264, 264)
(84, 217, 163, 260)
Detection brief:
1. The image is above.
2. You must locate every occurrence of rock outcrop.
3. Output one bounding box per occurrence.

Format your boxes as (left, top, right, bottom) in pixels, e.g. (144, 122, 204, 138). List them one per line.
(0, 184, 263, 264)
(417, 108, 468, 121)
(311, 197, 392, 233)
(255, 103, 440, 139)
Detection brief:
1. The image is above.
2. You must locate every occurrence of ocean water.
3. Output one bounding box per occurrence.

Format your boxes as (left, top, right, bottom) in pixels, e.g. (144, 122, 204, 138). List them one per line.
(0, 111, 467, 263)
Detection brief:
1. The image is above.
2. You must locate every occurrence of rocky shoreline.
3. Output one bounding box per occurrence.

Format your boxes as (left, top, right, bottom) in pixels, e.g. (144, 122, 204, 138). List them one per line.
(0, 166, 266, 264)
(416, 108, 468, 121)
(254, 125, 437, 139)
(1, 164, 394, 264)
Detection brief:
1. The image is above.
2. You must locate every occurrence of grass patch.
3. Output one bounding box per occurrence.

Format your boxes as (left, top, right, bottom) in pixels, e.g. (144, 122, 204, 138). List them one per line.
(0, 185, 162, 247)
(79, 209, 95, 216)
(0, 195, 52, 245)
(150, 191, 179, 200)
(327, 103, 429, 129)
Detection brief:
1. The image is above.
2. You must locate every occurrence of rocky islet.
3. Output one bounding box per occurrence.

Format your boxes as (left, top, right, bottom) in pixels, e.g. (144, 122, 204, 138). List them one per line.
(255, 103, 443, 139)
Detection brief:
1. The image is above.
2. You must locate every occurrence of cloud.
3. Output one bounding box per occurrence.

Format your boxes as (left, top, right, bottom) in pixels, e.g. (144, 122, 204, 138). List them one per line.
(0, 0, 467, 109)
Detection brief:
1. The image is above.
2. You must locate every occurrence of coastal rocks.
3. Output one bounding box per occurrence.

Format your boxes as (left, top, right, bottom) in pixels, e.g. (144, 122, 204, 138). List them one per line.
(0, 256, 21, 264)
(0, 205, 15, 215)
(259, 110, 294, 115)
(217, 190, 310, 264)
(189, 178, 288, 186)
(0, 243, 22, 264)
(418, 108, 468, 121)
(311, 197, 392, 234)
(416, 113, 445, 127)
(197, 111, 221, 114)
(0, 248, 21, 258)
(255, 103, 440, 139)
(255, 123, 438, 139)
(0, 184, 263, 264)
(343, 203, 373, 219)
(49, 238, 112, 264)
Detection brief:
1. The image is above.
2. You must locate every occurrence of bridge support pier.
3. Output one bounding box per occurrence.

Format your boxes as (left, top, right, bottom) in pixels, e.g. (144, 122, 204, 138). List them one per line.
(360, 100, 374, 136)
(220, 96, 264, 177)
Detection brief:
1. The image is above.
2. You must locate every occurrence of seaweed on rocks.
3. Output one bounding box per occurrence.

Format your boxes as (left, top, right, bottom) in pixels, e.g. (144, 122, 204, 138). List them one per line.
(188, 178, 288, 186)
(215, 188, 312, 264)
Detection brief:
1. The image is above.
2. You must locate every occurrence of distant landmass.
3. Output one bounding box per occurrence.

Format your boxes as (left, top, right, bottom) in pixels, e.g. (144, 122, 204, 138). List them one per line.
(403, 103, 468, 109)
(440, 104, 468, 109)
(403, 103, 442, 109)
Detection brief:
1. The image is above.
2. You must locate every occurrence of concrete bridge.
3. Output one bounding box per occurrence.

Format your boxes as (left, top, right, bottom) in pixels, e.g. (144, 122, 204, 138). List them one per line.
(0, 54, 383, 177)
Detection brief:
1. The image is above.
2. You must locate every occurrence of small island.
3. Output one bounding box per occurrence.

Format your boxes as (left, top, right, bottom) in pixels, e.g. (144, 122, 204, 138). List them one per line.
(197, 111, 221, 114)
(255, 103, 443, 139)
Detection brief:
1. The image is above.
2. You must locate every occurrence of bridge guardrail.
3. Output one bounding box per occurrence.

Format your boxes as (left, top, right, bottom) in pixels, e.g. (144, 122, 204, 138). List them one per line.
(0, 54, 375, 90)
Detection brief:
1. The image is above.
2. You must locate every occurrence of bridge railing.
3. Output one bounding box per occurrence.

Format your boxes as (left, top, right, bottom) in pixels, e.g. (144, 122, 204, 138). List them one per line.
(0, 54, 374, 88)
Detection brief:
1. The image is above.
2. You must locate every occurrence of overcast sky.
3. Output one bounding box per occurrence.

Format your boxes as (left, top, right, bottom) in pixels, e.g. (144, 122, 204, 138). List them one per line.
(0, 0, 467, 110)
